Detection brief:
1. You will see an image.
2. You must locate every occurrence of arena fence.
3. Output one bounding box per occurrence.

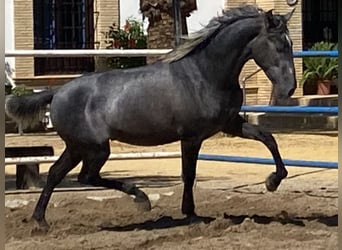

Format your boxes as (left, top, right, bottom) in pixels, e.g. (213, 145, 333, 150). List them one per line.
(240, 105, 338, 114)
(5, 49, 338, 58)
(4, 152, 338, 169)
(5, 49, 338, 170)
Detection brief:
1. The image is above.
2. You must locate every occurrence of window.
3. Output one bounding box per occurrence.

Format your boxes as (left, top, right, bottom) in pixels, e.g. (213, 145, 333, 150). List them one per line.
(34, 0, 94, 75)
(302, 0, 337, 49)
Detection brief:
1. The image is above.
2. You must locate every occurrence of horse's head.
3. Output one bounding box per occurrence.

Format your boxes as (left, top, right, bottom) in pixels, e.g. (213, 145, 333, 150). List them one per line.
(249, 9, 297, 104)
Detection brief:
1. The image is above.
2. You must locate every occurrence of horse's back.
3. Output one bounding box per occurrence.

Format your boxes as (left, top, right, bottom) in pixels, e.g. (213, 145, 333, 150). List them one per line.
(49, 61, 241, 146)
(50, 62, 177, 143)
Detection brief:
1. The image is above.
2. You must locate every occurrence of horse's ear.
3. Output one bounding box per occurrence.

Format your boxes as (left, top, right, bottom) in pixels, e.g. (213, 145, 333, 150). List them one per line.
(265, 9, 274, 20)
(283, 8, 295, 23)
(265, 9, 277, 29)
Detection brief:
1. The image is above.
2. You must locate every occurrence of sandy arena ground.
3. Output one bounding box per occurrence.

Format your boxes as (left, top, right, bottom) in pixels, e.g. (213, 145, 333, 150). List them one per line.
(5, 132, 338, 249)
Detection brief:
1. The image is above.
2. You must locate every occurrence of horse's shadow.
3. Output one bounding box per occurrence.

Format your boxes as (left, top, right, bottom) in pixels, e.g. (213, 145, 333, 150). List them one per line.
(99, 215, 215, 231)
(99, 213, 337, 232)
(224, 213, 338, 227)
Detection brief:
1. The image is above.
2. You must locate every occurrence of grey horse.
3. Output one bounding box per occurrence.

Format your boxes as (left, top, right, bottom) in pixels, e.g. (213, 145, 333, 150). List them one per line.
(6, 5, 296, 231)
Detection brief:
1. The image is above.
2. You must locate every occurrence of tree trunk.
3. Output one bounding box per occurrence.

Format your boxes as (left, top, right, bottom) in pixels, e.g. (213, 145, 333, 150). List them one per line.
(140, 0, 197, 63)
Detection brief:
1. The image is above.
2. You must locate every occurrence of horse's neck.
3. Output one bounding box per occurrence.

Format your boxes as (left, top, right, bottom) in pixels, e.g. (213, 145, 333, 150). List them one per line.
(188, 19, 263, 90)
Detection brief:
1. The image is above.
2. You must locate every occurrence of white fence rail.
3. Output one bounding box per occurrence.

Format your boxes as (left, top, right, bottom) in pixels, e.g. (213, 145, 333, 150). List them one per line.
(6, 49, 338, 58)
(5, 152, 181, 165)
(5, 49, 173, 58)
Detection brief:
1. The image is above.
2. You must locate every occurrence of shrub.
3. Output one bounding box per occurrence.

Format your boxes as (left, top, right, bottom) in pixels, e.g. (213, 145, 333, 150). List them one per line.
(301, 42, 338, 85)
(103, 18, 147, 69)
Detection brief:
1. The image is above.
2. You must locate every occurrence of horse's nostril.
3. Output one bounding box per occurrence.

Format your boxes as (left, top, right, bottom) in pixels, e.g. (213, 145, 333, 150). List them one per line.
(288, 88, 295, 97)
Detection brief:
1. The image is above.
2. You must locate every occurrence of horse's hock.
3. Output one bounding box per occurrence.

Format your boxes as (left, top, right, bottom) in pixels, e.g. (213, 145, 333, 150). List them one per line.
(5, 146, 54, 189)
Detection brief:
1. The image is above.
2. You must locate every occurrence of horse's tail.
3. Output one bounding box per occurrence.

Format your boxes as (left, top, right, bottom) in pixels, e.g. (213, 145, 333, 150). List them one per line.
(5, 89, 56, 128)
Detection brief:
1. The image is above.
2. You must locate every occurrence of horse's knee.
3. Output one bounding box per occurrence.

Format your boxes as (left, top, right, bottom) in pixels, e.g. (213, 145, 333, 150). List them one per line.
(182, 166, 196, 184)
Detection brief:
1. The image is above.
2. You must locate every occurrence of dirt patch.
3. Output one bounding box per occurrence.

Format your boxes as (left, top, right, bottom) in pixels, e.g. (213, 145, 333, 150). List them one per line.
(5, 132, 338, 249)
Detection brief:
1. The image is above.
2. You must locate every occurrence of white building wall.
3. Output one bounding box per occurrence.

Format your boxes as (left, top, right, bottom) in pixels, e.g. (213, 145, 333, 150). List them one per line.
(120, 0, 225, 34)
(187, 0, 225, 33)
(5, 0, 15, 72)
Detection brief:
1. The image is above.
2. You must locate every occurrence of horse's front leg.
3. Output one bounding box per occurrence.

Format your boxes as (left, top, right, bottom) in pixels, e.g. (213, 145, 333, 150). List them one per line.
(180, 139, 202, 217)
(223, 115, 288, 191)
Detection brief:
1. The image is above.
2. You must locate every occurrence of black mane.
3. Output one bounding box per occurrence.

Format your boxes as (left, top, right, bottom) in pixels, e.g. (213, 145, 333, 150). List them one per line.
(163, 5, 264, 63)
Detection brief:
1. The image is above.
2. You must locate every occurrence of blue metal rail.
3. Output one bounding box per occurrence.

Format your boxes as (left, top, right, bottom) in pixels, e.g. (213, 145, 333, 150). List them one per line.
(198, 154, 338, 169)
(240, 105, 338, 114)
(293, 50, 338, 57)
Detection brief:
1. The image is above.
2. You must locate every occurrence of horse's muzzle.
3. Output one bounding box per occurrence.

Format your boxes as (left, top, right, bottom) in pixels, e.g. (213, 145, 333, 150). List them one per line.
(287, 87, 296, 97)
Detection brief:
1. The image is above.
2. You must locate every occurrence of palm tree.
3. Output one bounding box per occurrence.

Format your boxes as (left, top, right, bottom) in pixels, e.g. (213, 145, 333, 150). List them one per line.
(140, 0, 197, 63)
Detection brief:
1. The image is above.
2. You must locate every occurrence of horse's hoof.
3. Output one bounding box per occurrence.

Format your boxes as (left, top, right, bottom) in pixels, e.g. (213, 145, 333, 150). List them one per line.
(27, 217, 50, 235)
(186, 214, 214, 225)
(186, 214, 200, 224)
(134, 196, 152, 211)
(265, 172, 281, 192)
(133, 187, 152, 211)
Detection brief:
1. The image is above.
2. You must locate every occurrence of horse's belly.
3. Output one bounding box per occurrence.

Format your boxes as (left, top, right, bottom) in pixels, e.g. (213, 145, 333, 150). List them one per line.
(109, 119, 222, 146)
(110, 130, 180, 146)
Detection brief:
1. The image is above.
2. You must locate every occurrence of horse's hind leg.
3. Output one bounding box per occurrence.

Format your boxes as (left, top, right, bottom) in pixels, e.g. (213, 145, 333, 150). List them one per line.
(32, 145, 81, 230)
(180, 139, 202, 217)
(222, 115, 288, 192)
(78, 141, 151, 211)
